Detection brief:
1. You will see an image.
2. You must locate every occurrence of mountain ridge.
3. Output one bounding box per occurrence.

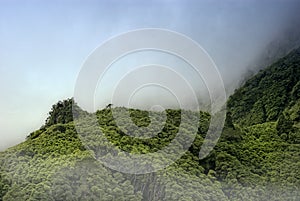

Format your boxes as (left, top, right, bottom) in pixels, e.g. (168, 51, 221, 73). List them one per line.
(1, 47, 300, 200)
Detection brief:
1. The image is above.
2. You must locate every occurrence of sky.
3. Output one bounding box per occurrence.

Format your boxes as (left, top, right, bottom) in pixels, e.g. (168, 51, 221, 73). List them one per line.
(0, 0, 300, 150)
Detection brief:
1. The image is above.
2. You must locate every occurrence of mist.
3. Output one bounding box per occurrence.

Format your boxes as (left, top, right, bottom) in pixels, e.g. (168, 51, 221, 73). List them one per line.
(1, 0, 300, 150)
(88, 0, 300, 111)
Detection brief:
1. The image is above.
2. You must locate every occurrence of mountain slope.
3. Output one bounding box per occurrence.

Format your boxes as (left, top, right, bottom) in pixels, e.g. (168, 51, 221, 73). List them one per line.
(228, 47, 300, 126)
(1, 48, 300, 200)
(0, 106, 228, 201)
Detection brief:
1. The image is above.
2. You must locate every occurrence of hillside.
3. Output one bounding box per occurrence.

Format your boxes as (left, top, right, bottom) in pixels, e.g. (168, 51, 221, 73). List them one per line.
(228, 47, 300, 127)
(1, 48, 300, 200)
(0, 106, 228, 201)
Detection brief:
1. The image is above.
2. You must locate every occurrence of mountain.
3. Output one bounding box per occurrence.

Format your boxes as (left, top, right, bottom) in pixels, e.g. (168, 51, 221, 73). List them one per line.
(228, 47, 300, 127)
(0, 105, 228, 201)
(1, 48, 300, 200)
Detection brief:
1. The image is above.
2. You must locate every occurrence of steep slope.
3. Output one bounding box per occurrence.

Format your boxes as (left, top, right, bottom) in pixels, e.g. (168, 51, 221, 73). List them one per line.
(228, 47, 300, 126)
(215, 47, 300, 199)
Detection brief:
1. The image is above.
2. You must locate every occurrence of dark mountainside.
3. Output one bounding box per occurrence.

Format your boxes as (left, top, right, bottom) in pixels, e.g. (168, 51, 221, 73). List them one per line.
(228, 47, 300, 131)
(0, 48, 300, 200)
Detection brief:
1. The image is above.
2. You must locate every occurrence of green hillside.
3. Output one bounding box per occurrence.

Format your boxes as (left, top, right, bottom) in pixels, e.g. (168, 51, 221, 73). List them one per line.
(1, 48, 300, 200)
(228, 47, 300, 127)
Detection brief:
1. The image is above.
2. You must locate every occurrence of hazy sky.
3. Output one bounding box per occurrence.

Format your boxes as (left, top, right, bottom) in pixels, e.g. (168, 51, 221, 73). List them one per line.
(1, 0, 300, 150)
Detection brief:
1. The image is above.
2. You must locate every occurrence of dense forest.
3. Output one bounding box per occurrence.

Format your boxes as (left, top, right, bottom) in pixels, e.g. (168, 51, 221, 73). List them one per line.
(0, 48, 300, 200)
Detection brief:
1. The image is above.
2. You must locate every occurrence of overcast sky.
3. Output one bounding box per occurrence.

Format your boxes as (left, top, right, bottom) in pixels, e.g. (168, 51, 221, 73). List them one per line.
(0, 0, 300, 150)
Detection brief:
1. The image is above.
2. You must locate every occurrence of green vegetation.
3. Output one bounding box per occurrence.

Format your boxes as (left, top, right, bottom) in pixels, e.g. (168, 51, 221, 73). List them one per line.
(228, 48, 300, 126)
(1, 48, 300, 200)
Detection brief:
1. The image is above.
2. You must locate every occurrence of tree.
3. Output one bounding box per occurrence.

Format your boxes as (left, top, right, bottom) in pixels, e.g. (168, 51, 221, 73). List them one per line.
(276, 113, 293, 136)
(225, 111, 235, 129)
(45, 98, 74, 127)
